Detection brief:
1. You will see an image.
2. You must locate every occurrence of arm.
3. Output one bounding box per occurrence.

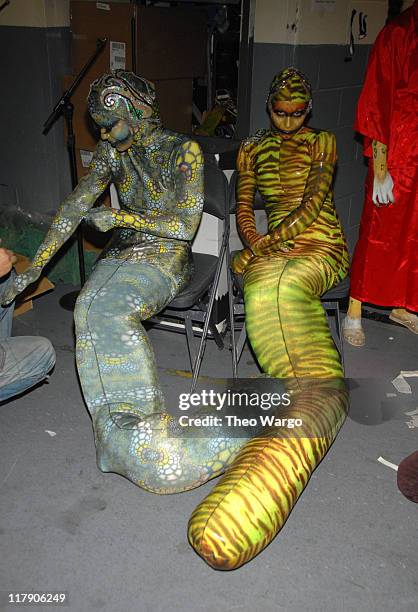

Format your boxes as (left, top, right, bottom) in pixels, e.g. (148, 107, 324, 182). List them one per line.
(372, 140, 394, 205)
(354, 24, 395, 157)
(231, 155, 261, 273)
(2, 143, 111, 304)
(235, 141, 262, 249)
(86, 140, 204, 241)
(373, 140, 388, 182)
(269, 131, 336, 243)
(234, 139, 291, 260)
(32, 144, 111, 268)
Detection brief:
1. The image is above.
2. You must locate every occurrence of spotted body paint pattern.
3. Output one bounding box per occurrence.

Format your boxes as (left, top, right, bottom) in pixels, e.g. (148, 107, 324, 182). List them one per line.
(4, 73, 256, 493)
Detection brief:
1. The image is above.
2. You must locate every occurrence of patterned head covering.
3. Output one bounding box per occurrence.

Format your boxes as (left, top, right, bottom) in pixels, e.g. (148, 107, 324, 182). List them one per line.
(266, 67, 312, 113)
(87, 70, 161, 127)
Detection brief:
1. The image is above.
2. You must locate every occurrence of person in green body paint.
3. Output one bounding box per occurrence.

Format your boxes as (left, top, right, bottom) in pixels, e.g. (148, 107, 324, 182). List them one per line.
(233, 67, 349, 382)
(2, 71, 249, 492)
(186, 68, 351, 571)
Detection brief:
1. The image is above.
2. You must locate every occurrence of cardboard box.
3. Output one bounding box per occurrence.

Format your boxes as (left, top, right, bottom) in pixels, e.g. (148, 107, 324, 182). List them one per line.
(69, 2, 205, 137)
(136, 7, 207, 80)
(70, 2, 206, 79)
(13, 254, 55, 318)
(154, 79, 193, 134)
(13, 299, 33, 318)
(71, 1, 134, 75)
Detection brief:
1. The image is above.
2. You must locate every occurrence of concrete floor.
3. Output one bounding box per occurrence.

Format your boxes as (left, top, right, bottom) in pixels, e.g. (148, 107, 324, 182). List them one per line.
(0, 285, 417, 612)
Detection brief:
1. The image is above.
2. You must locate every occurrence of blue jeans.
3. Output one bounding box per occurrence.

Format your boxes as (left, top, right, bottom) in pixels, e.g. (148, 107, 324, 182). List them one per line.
(0, 271, 56, 402)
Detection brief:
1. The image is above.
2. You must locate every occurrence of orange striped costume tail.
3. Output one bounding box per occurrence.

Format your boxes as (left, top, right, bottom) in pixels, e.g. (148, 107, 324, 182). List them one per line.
(188, 384, 348, 569)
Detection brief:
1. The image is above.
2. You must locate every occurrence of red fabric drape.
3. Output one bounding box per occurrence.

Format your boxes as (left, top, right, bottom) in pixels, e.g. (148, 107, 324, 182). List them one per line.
(350, 1, 418, 310)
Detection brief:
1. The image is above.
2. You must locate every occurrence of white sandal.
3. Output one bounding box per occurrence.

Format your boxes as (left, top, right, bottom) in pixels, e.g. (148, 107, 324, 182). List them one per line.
(389, 312, 418, 334)
(342, 316, 365, 347)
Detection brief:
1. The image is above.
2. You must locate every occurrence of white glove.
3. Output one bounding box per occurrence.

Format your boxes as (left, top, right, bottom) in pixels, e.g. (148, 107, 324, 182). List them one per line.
(372, 172, 395, 206)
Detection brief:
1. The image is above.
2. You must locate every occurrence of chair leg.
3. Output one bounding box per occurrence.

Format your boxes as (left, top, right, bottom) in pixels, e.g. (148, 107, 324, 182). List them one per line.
(226, 252, 238, 379)
(335, 303, 345, 374)
(230, 290, 238, 379)
(236, 321, 247, 365)
(191, 240, 228, 392)
(323, 301, 345, 374)
(184, 316, 196, 372)
(208, 320, 224, 349)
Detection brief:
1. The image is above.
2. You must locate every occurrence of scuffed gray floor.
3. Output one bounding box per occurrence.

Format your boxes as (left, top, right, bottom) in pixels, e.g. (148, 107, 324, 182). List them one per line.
(0, 285, 417, 612)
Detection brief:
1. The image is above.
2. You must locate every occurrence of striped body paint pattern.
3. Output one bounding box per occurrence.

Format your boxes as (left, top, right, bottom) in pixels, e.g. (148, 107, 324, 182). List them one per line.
(188, 126, 349, 569)
(268, 70, 311, 105)
(189, 384, 348, 569)
(235, 127, 348, 262)
(234, 126, 349, 379)
(244, 254, 347, 379)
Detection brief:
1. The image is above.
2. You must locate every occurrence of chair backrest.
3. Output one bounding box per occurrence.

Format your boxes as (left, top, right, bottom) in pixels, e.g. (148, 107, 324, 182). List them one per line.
(203, 156, 229, 221)
(228, 170, 265, 214)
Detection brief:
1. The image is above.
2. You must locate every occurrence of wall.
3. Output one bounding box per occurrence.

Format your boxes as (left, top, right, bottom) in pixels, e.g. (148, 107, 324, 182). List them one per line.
(250, 0, 388, 254)
(0, 0, 71, 214)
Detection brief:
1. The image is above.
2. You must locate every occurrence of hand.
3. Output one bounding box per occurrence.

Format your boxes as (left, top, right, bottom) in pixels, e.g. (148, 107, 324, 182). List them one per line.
(372, 172, 394, 206)
(231, 248, 254, 275)
(0, 248, 17, 277)
(84, 206, 116, 232)
(250, 234, 293, 256)
(268, 238, 294, 253)
(250, 234, 272, 256)
(1, 267, 41, 306)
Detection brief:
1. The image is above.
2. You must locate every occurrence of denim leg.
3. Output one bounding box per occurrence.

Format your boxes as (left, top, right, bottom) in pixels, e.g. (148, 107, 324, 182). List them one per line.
(0, 336, 56, 402)
(0, 271, 15, 339)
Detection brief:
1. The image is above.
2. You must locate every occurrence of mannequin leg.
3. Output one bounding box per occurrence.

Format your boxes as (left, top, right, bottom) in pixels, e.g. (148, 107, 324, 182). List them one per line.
(343, 297, 365, 347)
(347, 296, 362, 319)
(389, 308, 418, 334)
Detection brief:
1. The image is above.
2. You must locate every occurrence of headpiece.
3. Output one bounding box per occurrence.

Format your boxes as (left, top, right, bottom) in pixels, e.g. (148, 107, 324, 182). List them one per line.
(266, 67, 312, 113)
(87, 70, 161, 127)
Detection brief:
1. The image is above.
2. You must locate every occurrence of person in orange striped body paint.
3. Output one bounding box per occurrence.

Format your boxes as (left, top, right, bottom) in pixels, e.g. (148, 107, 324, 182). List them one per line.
(187, 68, 350, 569)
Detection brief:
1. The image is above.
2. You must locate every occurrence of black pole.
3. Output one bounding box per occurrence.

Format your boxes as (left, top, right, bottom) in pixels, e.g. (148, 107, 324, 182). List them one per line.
(42, 38, 107, 310)
(43, 38, 107, 137)
(131, 11, 137, 74)
(0, 1, 11, 15)
(63, 101, 86, 287)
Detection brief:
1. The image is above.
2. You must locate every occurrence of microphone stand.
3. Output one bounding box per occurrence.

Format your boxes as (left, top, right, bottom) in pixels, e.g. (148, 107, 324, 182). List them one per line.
(43, 38, 107, 310)
(0, 1, 10, 13)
